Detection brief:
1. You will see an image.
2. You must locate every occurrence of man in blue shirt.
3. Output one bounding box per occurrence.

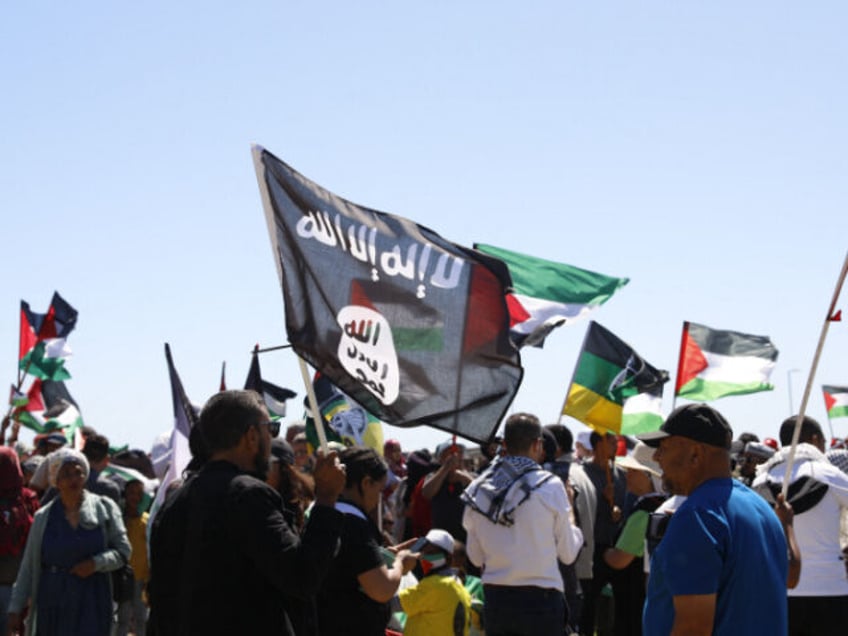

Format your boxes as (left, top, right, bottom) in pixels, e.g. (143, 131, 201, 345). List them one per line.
(638, 404, 788, 635)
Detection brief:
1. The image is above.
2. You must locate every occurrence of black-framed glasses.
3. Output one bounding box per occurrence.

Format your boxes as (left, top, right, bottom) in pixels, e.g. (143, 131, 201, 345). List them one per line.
(258, 420, 281, 438)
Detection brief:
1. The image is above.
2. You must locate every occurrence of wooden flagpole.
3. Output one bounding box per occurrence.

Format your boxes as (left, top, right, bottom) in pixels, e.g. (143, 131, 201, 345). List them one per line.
(781, 251, 848, 498)
(298, 357, 329, 453)
(251, 145, 329, 455)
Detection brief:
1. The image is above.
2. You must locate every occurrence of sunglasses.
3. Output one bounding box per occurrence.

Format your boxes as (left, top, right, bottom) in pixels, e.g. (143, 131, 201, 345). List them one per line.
(257, 420, 281, 438)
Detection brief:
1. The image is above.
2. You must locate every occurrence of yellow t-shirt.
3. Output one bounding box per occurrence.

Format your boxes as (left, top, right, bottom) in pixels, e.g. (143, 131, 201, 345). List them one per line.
(399, 572, 472, 636)
(125, 512, 149, 582)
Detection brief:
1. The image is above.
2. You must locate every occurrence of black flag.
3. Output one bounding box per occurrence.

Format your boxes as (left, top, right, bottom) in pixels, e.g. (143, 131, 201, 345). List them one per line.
(252, 146, 522, 443)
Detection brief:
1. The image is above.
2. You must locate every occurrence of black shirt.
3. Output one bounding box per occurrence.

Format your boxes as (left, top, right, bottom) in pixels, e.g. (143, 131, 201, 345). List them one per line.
(316, 501, 389, 636)
(148, 460, 344, 636)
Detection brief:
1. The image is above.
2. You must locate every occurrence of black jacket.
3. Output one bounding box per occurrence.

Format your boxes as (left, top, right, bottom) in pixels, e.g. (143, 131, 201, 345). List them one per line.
(148, 460, 344, 636)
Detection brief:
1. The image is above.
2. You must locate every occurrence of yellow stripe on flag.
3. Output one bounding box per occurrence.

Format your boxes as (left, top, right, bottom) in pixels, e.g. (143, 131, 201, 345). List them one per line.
(563, 385, 622, 433)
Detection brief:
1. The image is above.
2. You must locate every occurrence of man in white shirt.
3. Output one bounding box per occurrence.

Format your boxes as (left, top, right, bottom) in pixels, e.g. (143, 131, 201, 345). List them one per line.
(461, 413, 584, 636)
(752, 415, 848, 636)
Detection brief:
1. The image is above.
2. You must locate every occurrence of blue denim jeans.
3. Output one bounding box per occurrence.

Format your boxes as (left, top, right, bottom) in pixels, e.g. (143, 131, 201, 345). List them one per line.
(484, 584, 566, 636)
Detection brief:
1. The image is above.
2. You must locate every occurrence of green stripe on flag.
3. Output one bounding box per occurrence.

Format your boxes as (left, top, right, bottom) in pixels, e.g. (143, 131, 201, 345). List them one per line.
(476, 244, 629, 304)
(392, 327, 444, 351)
(677, 377, 773, 401)
(829, 405, 848, 419)
(572, 352, 624, 401)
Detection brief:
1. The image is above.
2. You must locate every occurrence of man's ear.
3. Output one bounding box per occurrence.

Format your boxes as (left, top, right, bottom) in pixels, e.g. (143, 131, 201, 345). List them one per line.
(242, 424, 259, 451)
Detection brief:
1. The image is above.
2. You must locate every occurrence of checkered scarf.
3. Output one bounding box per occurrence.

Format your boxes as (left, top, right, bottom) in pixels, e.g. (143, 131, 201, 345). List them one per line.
(461, 455, 554, 526)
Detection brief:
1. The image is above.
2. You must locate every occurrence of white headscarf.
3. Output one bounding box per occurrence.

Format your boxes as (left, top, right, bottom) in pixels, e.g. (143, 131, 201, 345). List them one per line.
(47, 447, 90, 487)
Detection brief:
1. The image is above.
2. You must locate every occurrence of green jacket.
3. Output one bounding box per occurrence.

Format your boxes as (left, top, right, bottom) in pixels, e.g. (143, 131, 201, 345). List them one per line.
(9, 491, 131, 636)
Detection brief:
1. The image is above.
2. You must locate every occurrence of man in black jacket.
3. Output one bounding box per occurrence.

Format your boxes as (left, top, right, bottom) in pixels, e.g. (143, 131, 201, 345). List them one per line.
(148, 390, 346, 635)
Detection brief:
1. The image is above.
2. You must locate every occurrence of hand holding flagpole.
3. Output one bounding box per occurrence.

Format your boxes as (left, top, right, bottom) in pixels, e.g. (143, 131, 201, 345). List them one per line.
(782, 251, 848, 498)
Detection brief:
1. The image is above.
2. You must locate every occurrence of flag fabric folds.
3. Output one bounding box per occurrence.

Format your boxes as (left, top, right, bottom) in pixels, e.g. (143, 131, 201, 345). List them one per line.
(244, 349, 296, 419)
(563, 321, 668, 435)
(253, 146, 523, 443)
(18, 292, 78, 379)
(675, 322, 778, 401)
(150, 344, 198, 522)
(303, 372, 384, 452)
(823, 385, 848, 420)
(13, 379, 83, 436)
(475, 244, 629, 349)
(19, 340, 72, 381)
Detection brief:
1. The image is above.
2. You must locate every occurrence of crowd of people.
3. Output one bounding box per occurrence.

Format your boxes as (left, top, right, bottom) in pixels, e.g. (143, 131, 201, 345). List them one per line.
(1, 391, 848, 635)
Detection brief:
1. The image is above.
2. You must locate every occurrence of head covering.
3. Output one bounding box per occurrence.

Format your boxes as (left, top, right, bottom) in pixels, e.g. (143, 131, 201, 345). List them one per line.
(575, 430, 593, 451)
(270, 438, 295, 466)
(638, 403, 733, 449)
(435, 440, 465, 461)
(0, 446, 24, 498)
(45, 432, 68, 448)
(384, 439, 402, 453)
(14, 440, 32, 458)
(47, 448, 90, 488)
(423, 529, 455, 555)
(21, 454, 45, 476)
(615, 442, 662, 477)
(743, 441, 775, 462)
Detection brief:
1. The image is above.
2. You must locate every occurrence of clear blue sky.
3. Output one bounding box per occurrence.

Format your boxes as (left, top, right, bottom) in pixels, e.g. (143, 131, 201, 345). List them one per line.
(2, 3, 847, 455)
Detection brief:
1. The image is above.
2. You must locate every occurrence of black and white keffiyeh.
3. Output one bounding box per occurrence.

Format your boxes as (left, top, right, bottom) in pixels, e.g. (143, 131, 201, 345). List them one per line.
(461, 455, 554, 526)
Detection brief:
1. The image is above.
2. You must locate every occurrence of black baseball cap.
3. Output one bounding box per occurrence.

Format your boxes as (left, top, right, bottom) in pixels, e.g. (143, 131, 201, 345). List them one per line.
(637, 403, 733, 449)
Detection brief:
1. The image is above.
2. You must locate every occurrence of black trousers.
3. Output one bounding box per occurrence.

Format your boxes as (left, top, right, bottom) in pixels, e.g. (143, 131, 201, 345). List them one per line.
(788, 595, 848, 636)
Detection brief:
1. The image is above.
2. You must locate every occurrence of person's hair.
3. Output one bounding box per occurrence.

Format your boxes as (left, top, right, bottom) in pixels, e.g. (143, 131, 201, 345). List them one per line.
(545, 424, 573, 453)
(779, 416, 824, 446)
(737, 432, 760, 445)
(589, 431, 604, 451)
(82, 434, 110, 463)
(123, 478, 143, 494)
(275, 464, 315, 532)
(199, 390, 266, 453)
(541, 429, 557, 463)
(340, 446, 388, 489)
(504, 413, 542, 454)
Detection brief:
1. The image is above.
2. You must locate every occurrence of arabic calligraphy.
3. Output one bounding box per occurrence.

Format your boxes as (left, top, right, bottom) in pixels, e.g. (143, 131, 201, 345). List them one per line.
(296, 209, 464, 298)
(337, 306, 400, 405)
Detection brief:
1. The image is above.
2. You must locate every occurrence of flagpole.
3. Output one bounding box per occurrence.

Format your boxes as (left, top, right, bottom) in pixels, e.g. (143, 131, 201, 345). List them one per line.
(297, 357, 329, 453)
(782, 251, 848, 497)
(671, 321, 690, 412)
(252, 344, 293, 354)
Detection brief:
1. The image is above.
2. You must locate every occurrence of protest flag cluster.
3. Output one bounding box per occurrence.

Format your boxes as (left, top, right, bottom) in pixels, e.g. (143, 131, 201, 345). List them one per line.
(5, 292, 85, 443)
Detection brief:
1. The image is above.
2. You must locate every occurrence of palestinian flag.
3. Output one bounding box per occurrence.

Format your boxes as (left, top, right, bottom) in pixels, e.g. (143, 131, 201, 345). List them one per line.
(304, 372, 384, 453)
(20, 340, 72, 381)
(19, 301, 46, 361)
(243, 348, 297, 418)
(563, 321, 668, 434)
(675, 322, 778, 401)
(9, 385, 28, 408)
(823, 385, 848, 420)
(19, 292, 78, 361)
(475, 244, 629, 348)
(14, 379, 84, 435)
